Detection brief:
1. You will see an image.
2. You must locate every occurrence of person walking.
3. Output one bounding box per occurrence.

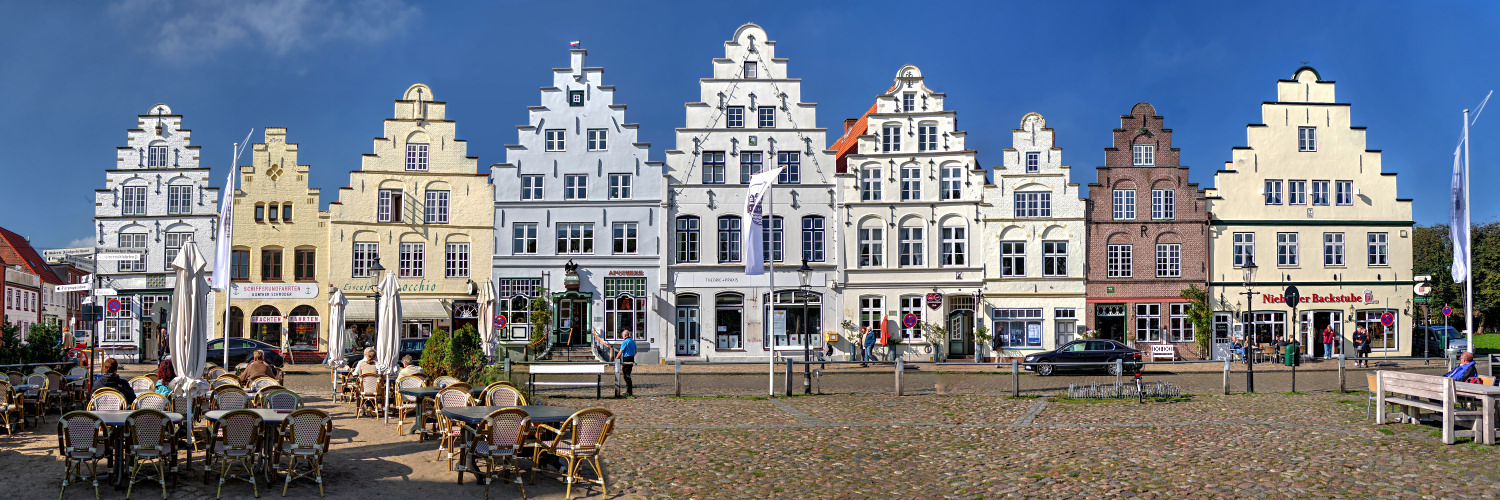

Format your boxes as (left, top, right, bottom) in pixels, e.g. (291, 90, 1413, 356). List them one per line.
(592, 328, 636, 397)
(1352, 326, 1369, 368)
(860, 326, 876, 367)
(1321, 326, 1336, 360)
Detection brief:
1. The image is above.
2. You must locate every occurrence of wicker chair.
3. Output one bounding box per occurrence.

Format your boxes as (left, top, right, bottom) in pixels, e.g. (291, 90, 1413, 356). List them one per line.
(57, 411, 108, 500)
(88, 389, 128, 411)
(133, 392, 171, 411)
(260, 389, 303, 411)
(214, 375, 241, 388)
(394, 376, 425, 433)
(8, 371, 25, 386)
(212, 387, 250, 411)
(23, 373, 47, 424)
(206, 367, 227, 380)
(125, 409, 175, 499)
(129, 376, 155, 396)
(356, 374, 383, 418)
(34, 366, 50, 374)
(249, 377, 280, 393)
(532, 408, 616, 499)
(208, 409, 263, 498)
(432, 376, 461, 389)
(434, 386, 473, 470)
(275, 408, 333, 497)
(483, 383, 527, 407)
(472, 408, 531, 500)
(68, 367, 89, 403)
(233, 363, 249, 373)
(45, 371, 71, 413)
(0, 381, 23, 434)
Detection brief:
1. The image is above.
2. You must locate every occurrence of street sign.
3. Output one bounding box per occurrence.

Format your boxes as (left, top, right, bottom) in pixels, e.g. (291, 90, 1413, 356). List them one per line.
(93, 288, 117, 296)
(494, 314, 507, 329)
(1414, 297, 1430, 304)
(902, 313, 918, 328)
(42, 247, 93, 260)
(1414, 282, 1433, 296)
(1282, 285, 1301, 307)
(106, 299, 121, 314)
(1380, 312, 1395, 327)
(55, 284, 90, 293)
(925, 293, 943, 310)
(1443, 305, 1454, 317)
(96, 253, 143, 261)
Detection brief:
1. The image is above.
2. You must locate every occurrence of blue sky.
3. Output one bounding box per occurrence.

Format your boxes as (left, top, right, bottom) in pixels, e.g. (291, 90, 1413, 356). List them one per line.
(1, 0, 1496, 250)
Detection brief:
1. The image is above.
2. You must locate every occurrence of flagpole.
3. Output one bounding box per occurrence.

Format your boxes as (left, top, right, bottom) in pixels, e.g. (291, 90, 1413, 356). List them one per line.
(1463, 109, 1474, 353)
(224, 143, 236, 370)
(767, 183, 776, 397)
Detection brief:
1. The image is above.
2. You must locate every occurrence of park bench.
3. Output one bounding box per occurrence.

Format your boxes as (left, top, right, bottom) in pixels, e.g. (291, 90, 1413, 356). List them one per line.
(526, 363, 618, 399)
(1149, 344, 1177, 362)
(1374, 370, 1486, 444)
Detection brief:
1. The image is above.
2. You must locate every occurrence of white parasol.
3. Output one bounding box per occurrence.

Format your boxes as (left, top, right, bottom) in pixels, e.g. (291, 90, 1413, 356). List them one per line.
(168, 239, 210, 453)
(478, 278, 496, 357)
(374, 271, 402, 422)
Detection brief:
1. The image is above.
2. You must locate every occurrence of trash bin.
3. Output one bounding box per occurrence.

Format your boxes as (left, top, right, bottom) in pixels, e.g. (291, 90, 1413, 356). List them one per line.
(1284, 345, 1301, 366)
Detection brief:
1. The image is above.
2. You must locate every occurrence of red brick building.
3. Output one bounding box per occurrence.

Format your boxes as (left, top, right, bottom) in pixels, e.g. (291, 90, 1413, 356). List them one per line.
(1084, 103, 1209, 358)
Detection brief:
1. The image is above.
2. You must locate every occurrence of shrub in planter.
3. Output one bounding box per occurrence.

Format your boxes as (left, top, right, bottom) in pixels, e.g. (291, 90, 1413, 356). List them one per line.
(420, 328, 451, 377)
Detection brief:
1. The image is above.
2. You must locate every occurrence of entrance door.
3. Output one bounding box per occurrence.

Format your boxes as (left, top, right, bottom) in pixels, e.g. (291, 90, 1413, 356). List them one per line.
(1300, 311, 1342, 357)
(947, 310, 974, 356)
(676, 295, 700, 356)
(555, 294, 591, 346)
(1095, 305, 1127, 343)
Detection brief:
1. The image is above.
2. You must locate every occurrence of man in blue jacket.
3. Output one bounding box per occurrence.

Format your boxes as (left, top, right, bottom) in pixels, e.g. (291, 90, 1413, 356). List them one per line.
(862, 325, 878, 366)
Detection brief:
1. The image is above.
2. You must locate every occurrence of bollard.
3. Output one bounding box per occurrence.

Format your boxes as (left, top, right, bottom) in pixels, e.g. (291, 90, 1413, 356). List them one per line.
(1011, 359, 1020, 398)
(785, 359, 794, 397)
(613, 358, 622, 398)
(1222, 357, 1231, 395)
(504, 358, 511, 380)
(1290, 356, 1297, 393)
(1115, 359, 1123, 389)
(895, 358, 905, 396)
(674, 359, 682, 397)
(814, 368, 822, 394)
(1338, 353, 1346, 393)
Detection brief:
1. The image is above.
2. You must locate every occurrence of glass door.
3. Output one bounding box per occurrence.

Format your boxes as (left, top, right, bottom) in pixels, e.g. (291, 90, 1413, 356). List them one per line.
(947, 311, 974, 356)
(676, 296, 700, 356)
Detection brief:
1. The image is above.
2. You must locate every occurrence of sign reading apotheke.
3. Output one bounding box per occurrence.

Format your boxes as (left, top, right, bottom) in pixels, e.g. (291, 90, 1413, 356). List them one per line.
(230, 283, 320, 299)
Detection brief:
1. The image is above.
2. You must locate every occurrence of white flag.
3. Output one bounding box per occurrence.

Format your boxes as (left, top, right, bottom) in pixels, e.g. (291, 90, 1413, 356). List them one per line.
(1451, 140, 1470, 283)
(743, 168, 784, 276)
(211, 167, 235, 291)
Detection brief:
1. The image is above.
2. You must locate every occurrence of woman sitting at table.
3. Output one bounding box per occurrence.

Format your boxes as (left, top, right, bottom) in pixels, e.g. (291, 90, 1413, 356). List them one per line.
(93, 357, 137, 405)
(354, 347, 381, 377)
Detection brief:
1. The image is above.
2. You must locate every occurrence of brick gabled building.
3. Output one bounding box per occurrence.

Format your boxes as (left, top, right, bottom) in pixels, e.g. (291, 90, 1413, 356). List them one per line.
(1084, 103, 1209, 357)
(0, 226, 65, 335)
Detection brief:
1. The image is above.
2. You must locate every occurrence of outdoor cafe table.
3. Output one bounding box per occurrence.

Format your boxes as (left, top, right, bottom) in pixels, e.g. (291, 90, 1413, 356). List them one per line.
(397, 386, 441, 439)
(440, 405, 576, 485)
(203, 408, 292, 484)
(1455, 382, 1500, 445)
(90, 410, 184, 489)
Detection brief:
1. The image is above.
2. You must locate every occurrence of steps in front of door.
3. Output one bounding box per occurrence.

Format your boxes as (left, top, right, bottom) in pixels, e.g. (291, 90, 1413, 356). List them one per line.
(547, 345, 602, 362)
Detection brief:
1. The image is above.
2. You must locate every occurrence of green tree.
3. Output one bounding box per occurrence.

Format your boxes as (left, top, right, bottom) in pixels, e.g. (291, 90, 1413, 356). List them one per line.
(1180, 285, 1213, 358)
(448, 323, 482, 382)
(1413, 222, 1500, 333)
(420, 328, 451, 377)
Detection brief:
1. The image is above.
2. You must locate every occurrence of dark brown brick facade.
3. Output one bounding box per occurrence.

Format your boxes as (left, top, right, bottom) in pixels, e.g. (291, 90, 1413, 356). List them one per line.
(1085, 103, 1210, 358)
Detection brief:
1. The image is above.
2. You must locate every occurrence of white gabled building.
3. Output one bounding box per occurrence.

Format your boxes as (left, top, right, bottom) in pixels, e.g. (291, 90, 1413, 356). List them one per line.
(831, 65, 986, 362)
(94, 104, 220, 362)
(663, 23, 838, 362)
(979, 113, 1087, 360)
(492, 47, 665, 363)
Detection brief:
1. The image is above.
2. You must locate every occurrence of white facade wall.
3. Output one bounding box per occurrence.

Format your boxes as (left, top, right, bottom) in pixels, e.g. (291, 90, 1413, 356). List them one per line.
(492, 48, 665, 363)
(663, 24, 839, 362)
(980, 113, 1088, 359)
(3, 267, 40, 335)
(836, 65, 985, 362)
(93, 104, 220, 361)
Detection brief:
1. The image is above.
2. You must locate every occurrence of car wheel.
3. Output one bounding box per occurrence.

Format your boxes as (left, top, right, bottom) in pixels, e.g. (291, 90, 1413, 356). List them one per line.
(1037, 363, 1054, 376)
(1106, 361, 1122, 376)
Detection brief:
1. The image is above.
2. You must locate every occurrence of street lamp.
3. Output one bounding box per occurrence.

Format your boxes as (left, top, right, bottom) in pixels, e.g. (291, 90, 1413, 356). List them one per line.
(368, 259, 385, 348)
(798, 259, 813, 395)
(1239, 255, 1259, 393)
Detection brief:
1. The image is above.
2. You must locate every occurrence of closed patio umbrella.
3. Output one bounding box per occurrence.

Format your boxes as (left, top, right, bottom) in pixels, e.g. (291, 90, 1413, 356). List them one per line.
(326, 288, 348, 398)
(478, 278, 496, 357)
(168, 240, 210, 448)
(375, 271, 402, 422)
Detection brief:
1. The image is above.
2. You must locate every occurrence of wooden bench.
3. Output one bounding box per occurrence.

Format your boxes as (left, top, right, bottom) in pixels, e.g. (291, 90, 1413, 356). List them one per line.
(1375, 370, 1484, 444)
(526, 363, 617, 399)
(1149, 344, 1177, 362)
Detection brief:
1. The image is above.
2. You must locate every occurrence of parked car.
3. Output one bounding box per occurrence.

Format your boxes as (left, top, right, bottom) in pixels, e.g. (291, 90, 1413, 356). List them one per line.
(206, 338, 285, 368)
(343, 338, 427, 369)
(1022, 339, 1143, 376)
(72, 330, 93, 347)
(1414, 325, 1467, 357)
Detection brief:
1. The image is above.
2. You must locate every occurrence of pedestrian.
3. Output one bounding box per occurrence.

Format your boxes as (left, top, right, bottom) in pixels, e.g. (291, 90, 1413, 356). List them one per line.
(1352, 326, 1369, 367)
(156, 327, 168, 361)
(592, 328, 636, 397)
(1321, 326, 1336, 360)
(860, 325, 876, 366)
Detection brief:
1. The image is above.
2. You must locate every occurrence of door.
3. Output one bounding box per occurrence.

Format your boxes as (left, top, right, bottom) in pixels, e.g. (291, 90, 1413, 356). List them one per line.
(947, 310, 974, 356)
(555, 295, 591, 346)
(676, 299, 700, 356)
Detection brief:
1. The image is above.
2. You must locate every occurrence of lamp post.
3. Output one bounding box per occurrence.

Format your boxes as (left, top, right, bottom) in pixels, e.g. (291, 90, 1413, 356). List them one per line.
(798, 259, 813, 395)
(368, 259, 385, 349)
(1238, 256, 1258, 393)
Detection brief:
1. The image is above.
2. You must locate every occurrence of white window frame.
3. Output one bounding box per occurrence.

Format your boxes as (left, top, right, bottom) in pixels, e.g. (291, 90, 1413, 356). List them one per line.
(444, 242, 469, 278)
(563, 174, 587, 200)
(1311, 180, 1330, 206)
(900, 165, 921, 201)
(1264, 180, 1283, 205)
(939, 164, 962, 201)
(122, 186, 147, 216)
(999, 241, 1025, 277)
(859, 225, 883, 268)
(1014, 192, 1051, 218)
(424, 190, 449, 224)
(118, 233, 147, 272)
(882, 125, 900, 152)
(1106, 244, 1132, 278)
(164, 232, 192, 269)
(1136, 303, 1162, 342)
(352, 242, 378, 278)
(1323, 232, 1345, 267)
(1042, 240, 1068, 277)
(860, 167, 882, 201)
(1168, 303, 1192, 343)
(898, 224, 924, 267)
(612, 222, 638, 255)
(1156, 243, 1181, 278)
(941, 224, 966, 267)
(544, 129, 565, 151)
(1276, 232, 1299, 267)
(917, 125, 937, 152)
(743, 61, 757, 79)
(557, 223, 595, 255)
(899, 296, 923, 340)
(405, 143, 429, 171)
(1151, 189, 1175, 220)
(167, 185, 192, 215)
(147, 144, 168, 168)
(1132, 144, 1154, 166)
(1112, 189, 1136, 220)
(377, 189, 402, 223)
(1287, 180, 1306, 205)
(902, 93, 916, 112)
(1025, 151, 1040, 173)
(398, 242, 424, 278)
(859, 296, 884, 338)
(521, 175, 543, 200)
(512, 223, 538, 255)
(1298, 127, 1316, 152)
(1232, 232, 1255, 267)
(1367, 232, 1388, 267)
(608, 174, 632, 200)
(994, 308, 1044, 348)
(587, 129, 607, 151)
(1335, 180, 1354, 205)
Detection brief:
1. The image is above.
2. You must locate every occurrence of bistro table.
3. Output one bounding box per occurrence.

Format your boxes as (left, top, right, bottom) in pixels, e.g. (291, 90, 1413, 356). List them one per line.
(203, 408, 292, 484)
(90, 410, 185, 490)
(440, 405, 575, 485)
(397, 386, 441, 439)
(1455, 382, 1500, 445)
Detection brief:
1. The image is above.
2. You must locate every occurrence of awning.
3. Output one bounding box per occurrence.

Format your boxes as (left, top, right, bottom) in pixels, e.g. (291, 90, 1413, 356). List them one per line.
(344, 299, 451, 322)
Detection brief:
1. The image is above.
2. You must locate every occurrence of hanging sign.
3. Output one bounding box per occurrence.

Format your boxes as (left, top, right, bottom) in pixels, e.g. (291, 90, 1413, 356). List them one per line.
(925, 293, 944, 310)
(1380, 312, 1395, 327)
(494, 314, 507, 329)
(1442, 305, 1453, 317)
(902, 314, 919, 328)
(55, 284, 90, 293)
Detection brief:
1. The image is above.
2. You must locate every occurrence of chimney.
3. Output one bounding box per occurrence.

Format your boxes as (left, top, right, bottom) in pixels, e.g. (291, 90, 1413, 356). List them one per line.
(570, 48, 587, 77)
(844, 118, 857, 135)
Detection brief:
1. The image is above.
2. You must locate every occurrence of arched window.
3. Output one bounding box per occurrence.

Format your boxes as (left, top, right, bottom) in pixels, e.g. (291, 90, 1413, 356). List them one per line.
(940, 220, 967, 267)
(229, 307, 244, 339)
(675, 216, 700, 263)
(714, 293, 743, 350)
(859, 220, 884, 268)
(288, 305, 319, 350)
(250, 305, 282, 347)
(717, 216, 741, 263)
(898, 219, 924, 267)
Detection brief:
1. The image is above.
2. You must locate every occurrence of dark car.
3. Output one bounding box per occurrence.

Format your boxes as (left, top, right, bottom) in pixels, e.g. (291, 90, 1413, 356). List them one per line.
(206, 338, 285, 368)
(343, 338, 427, 369)
(1023, 339, 1143, 376)
(1415, 325, 1467, 357)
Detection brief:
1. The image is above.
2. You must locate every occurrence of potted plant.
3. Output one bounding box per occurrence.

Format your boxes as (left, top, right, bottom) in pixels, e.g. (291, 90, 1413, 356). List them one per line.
(973, 324, 991, 362)
(921, 321, 949, 362)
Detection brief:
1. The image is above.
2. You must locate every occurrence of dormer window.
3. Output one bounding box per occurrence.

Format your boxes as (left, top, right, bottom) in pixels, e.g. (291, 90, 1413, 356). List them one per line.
(147, 144, 168, 168)
(1025, 152, 1040, 173)
(902, 93, 916, 112)
(743, 61, 757, 79)
(406, 143, 428, 171)
(1298, 127, 1317, 151)
(1132, 144, 1154, 166)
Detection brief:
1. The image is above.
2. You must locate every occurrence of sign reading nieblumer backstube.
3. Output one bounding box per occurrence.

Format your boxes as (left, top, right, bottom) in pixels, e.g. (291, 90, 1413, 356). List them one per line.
(230, 283, 320, 300)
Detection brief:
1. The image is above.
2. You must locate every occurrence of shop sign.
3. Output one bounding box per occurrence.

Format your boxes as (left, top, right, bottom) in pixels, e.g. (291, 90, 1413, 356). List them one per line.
(925, 293, 943, 310)
(231, 283, 319, 299)
(607, 270, 645, 276)
(250, 315, 282, 323)
(1363, 289, 1378, 304)
(287, 316, 319, 323)
(1262, 292, 1368, 304)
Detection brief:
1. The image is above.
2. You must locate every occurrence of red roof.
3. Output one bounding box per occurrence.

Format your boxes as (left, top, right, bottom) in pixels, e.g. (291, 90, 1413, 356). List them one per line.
(831, 104, 876, 174)
(0, 226, 64, 285)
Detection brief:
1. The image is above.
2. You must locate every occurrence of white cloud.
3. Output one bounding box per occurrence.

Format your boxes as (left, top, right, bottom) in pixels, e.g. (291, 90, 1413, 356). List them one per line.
(110, 0, 420, 62)
(61, 237, 96, 250)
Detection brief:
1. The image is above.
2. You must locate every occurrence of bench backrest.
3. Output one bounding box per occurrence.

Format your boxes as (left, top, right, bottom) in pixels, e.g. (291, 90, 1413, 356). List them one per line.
(1378, 370, 1454, 403)
(1150, 345, 1174, 354)
(529, 364, 609, 375)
